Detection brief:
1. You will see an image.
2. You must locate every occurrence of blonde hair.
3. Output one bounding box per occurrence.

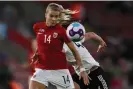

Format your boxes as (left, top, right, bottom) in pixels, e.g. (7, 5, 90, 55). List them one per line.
(46, 3, 79, 25)
(59, 7, 79, 25)
(46, 3, 64, 13)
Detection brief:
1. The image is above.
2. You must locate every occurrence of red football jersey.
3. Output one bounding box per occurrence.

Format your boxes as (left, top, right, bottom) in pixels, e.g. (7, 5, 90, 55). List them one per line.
(68, 64, 75, 75)
(33, 22, 71, 70)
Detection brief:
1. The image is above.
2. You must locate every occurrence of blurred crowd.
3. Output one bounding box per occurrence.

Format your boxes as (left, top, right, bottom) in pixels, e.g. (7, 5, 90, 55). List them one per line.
(0, 1, 133, 89)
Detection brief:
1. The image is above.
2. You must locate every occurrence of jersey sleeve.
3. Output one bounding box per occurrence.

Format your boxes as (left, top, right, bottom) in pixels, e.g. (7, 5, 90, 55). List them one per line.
(61, 27, 72, 44)
(33, 23, 39, 34)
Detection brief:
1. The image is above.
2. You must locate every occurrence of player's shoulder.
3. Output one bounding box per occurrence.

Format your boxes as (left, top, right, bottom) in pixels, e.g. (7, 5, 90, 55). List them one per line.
(33, 22, 45, 29)
(56, 24, 66, 30)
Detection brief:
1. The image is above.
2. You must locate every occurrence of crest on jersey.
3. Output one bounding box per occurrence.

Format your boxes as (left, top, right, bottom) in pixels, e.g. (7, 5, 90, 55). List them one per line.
(53, 32, 58, 38)
(39, 29, 45, 32)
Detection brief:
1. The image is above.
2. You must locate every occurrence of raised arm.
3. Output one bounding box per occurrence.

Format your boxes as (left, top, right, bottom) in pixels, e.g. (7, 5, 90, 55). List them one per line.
(84, 32, 107, 52)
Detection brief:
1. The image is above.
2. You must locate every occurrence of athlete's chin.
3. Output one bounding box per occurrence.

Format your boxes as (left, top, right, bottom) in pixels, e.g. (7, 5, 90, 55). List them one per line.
(50, 22, 57, 26)
(51, 23, 56, 26)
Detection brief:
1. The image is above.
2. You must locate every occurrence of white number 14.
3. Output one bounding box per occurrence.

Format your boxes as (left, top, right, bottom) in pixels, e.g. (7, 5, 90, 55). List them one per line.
(44, 35, 51, 44)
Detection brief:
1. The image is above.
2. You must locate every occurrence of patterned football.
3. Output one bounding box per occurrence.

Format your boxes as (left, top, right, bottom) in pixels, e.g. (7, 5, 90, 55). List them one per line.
(66, 22, 86, 42)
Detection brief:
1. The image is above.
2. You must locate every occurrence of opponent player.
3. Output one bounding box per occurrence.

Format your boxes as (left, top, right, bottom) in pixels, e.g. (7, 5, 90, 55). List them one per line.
(64, 26, 109, 89)
(29, 3, 89, 89)
(57, 6, 109, 89)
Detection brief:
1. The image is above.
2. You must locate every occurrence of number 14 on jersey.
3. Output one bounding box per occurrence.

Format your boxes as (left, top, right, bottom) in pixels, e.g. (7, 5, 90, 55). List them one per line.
(44, 35, 51, 44)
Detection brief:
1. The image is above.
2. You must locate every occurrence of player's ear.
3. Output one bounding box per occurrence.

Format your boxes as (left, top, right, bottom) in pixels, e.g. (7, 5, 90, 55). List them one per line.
(45, 13, 47, 18)
(45, 10, 48, 18)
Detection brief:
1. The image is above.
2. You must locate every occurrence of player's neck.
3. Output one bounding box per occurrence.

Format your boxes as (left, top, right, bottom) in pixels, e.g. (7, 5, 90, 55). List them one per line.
(46, 22, 51, 27)
(45, 22, 58, 28)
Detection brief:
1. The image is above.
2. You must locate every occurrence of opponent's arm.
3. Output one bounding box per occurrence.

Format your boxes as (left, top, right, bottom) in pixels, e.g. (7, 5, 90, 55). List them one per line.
(84, 32, 107, 52)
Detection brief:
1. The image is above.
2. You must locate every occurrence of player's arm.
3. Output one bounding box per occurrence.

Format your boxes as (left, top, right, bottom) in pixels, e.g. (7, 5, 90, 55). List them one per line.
(30, 47, 39, 65)
(66, 42, 82, 67)
(30, 39, 38, 65)
(84, 32, 107, 52)
(62, 27, 83, 67)
(66, 42, 89, 85)
(62, 27, 89, 85)
(31, 23, 40, 64)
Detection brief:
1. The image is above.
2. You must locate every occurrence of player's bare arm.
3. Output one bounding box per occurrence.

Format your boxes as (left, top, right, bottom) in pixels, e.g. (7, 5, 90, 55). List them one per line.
(31, 48, 39, 65)
(85, 32, 107, 52)
(66, 42, 82, 67)
(66, 41, 89, 85)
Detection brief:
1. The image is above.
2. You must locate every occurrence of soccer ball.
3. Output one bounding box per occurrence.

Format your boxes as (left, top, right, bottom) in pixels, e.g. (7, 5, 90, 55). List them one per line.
(66, 22, 86, 42)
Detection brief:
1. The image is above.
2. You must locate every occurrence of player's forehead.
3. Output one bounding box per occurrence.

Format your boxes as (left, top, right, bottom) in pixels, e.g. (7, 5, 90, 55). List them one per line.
(47, 9, 60, 16)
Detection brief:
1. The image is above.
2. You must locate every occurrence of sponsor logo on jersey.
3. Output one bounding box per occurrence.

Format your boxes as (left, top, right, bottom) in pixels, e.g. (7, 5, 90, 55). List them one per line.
(53, 32, 58, 38)
(39, 29, 45, 32)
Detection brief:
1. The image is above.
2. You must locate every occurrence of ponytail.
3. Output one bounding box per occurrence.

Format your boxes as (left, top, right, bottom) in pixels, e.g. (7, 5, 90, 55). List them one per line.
(58, 7, 79, 25)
